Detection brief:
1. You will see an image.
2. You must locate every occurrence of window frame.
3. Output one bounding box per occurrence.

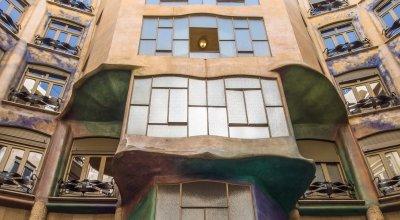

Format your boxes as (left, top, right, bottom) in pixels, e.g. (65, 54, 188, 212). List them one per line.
(45, 19, 83, 47)
(64, 154, 113, 182)
(374, 0, 400, 33)
(0, 0, 27, 25)
(340, 75, 388, 103)
(319, 22, 362, 55)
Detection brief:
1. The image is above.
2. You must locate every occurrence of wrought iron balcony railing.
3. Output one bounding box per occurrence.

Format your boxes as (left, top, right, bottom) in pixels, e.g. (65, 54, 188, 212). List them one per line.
(309, 0, 349, 16)
(374, 176, 400, 196)
(34, 35, 80, 55)
(53, 0, 93, 13)
(324, 38, 370, 57)
(346, 93, 400, 115)
(0, 171, 37, 193)
(303, 181, 355, 199)
(8, 88, 62, 112)
(0, 9, 20, 33)
(58, 179, 115, 197)
(383, 19, 400, 38)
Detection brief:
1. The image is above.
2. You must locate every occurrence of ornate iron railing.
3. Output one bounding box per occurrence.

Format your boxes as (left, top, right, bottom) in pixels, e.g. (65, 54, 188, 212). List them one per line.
(324, 38, 370, 57)
(0, 9, 20, 33)
(346, 93, 400, 115)
(8, 88, 62, 112)
(0, 171, 37, 193)
(53, 0, 93, 12)
(309, 0, 349, 16)
(383, 19, 400, 38)
(374, 176, 400, 195)
(303, 181, 355, 199)
(34, 35, 80, 55)
(58, 179, 115, 197)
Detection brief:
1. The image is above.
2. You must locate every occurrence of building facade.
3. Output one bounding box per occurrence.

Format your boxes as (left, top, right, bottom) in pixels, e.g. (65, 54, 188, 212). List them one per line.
(0, 0, 398, 219)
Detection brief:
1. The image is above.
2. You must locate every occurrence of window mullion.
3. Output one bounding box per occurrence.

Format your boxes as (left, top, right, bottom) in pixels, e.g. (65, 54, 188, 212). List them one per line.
(80, 156, 90, 180)
(321, 163, 331, 182)
(98, 156, 107, 181)
(17, 149, 30, 174)
(0, 146, 12, 171)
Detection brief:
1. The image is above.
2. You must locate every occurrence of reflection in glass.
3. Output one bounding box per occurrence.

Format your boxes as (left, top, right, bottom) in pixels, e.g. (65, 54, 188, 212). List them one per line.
(0, 146, 6, 162)
(356, 85, 370, 100)
(50, 85, 63, 98)
(314, 164, 325, 182)
(68, 156, 85, 181)
(326, 163, 343, 182)
(103, 157, 113, 182)
(35, 81, 49, 96)
(22, 78, 35, 93)
(87, 157, 101, 180)
(385, 151, 400, 176)
(367, 155, 389, 179)
(23, 152, 42, 179)
(342, 88, 357, 104)
(4, 148, 24, 173)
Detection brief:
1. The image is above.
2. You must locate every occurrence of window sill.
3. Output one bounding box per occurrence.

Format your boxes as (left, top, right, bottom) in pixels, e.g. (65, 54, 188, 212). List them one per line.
(325, 45, 379, 61)
(47, 1, 94, 16)
(0, 188, 35, 209)
(2, 100, 60, 115)
(299, 199, 365, 205)
(348, 104, 400, 119)
(384, 31, 400, 44)
(27, 43, 80, 59)
(307, 4, 357, 19)
(47, 196, 117, 213)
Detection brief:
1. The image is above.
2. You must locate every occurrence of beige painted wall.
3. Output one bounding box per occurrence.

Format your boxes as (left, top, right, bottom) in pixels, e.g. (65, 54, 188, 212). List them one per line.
(0, 206, 29, 220)
(47, 213, 114, 220)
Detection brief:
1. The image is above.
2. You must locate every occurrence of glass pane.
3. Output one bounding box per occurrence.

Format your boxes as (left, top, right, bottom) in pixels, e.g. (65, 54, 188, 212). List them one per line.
(68, 35, 79, 47)
(367, 155, 389, 179)
(149, 89, 169, 123)
(370, 82, 385, 96)
(336, 35, 346, 45)
(207, 79, 226, 106)
(35, 81, 49, 96)
(153, 76, 188, 88)
(23, 152, 42, 179)
(228, 185, 255, 220)
(229, 127, 269, 139)
(324, 37, 335, 50)
(314, 163, 325, 182)
(147, 125, 187, 137)
(203, 0, 216, 4)
(189, 107, 208, 136)
(188, 0, 202, 4)
(217, 18, 235, 40)
(173, 17, 189, 39)
(385, 151, 400, 176)
(156, 184, 180, 220)
(266, 107, 289, 137)
(253, 41, 271, 56)
(245, 0, 259, 5)
(45, 29, 56, 39)
(0, 146, 6, 163)
(326, 163, 343, 182)
(173, 40, 189, 57)
(22, 78, 36, 93)
(190, 16, 217, 28)
(139, 40, 156, 55)
(219, 41, 236, 57)
(208, 107, 229, 137)
(103, 157, 113, 182)
(141, 18, 158, 39)
(4, 148, 24, 173)
(346, 31, 358, 43)
(147, 0, 160, 4)
(182, 181, 227, 207)
(189, 79, 206, 106)
(261, 79, 282, 106)
(87, 157, 101, 180)
(233, 19, 248, 28)
(68, 156, 85, 181)
(67, 25, 82, 34)
(50, 21, 66, 29)
(157, 28, 173, 51)
(382, 13, 395, 27)
(225, 77, 260, 89)
(159, 18, 173, 28)
(0, 1, 10, 11)
(9, 9, 21, 23)
(182, 209, 204, 220)
(49, 84, 63, 98)
(131, 78, 152, 105)
(57, 32, 68, 43)
(127, 106, 149, 135)
(394, 5, 400, 17)
(356, 85, 370, 100)
(342, 88, 357, 104)
(249, 20, 267, 40)
(226, 90, 247, 124)
(168, 89, 188, 123)
(244, 90, 267, 124)
(205, 209, 228, 220)
(235, 29, 253, 52)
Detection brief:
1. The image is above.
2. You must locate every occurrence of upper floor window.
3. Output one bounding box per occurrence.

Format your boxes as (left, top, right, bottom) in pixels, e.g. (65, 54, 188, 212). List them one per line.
(298, 140, 354, 199)
(35, 20, 83, 55)
(139, 16, 271, 58)
(156, 182, 255, 220)
(8, 65, 69, 112)
(321, 23, 369, 57)
(53, 0, 93, 12)
(308, 0, 349, 16)
(146, 0, 259, 6)
(337, 69, 398, 115)
(375, 0, 400, 37)
(0, 0, 26, 33)
(127, 76, 289, 139)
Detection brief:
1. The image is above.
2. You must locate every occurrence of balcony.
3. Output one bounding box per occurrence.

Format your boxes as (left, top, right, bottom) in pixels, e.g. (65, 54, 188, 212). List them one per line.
(384, 19, 400, 38)
(309, 0, 349, 16)
(346, 93, 400, 115)
(34, 35, 80, 55)
(324, 38, 370, 57)
(0, 9, 19, 33)
(58, 179, 115, 197)
(8, 88, 62, 112)
(52, 0, 93, 13)
(0, 171, 37, 193)
(303, 181, 355, 199)
(375, 176, 400, 196)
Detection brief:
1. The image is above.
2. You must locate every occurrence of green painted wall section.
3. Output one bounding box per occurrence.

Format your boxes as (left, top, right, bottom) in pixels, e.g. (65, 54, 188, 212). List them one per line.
(129, 187, 156, 220)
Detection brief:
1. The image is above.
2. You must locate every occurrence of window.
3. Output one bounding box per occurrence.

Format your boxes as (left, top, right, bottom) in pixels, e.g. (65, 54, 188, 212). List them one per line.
(155, 182, 255, 220)
(337, 69, 393, 114)
(0, 0, 25, 33)
(9, 66, 68, 111)
(308, 0, 349, 16)
(375, 0, 400, 37)
(298, 140, 353, 199)
(35, 20, 83, 55)
(320, 23, 368, 56)
(54, 0, 93, 12)
(139, 16, 271, 58)
(127, 76, 289, 139)
(146, 0, 259, 6)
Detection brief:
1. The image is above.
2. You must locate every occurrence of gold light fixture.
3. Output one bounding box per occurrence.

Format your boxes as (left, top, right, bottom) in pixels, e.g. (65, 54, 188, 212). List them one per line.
(198, 38, 207, 49)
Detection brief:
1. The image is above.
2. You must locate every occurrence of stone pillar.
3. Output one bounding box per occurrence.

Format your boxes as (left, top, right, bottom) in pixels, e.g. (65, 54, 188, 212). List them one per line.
(115, 206, 124, 220)
(288, 205, 300, 220)
(29, 121, 71, 220)
(367, 205, 384, 220)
